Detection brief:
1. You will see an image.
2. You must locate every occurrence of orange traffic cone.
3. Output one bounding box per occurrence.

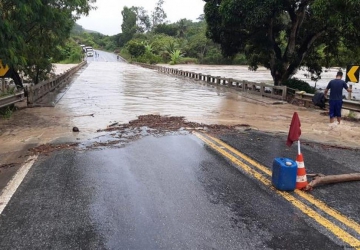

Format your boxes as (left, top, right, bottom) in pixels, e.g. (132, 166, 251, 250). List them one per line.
(296, 153, 308, 189)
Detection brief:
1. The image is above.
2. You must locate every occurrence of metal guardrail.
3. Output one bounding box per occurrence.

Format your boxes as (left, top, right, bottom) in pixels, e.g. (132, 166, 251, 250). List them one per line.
(295, 92, 360, 112)
(0, 92, 25, 109)
(133, 62, 287, 100)
(27, 61, 87, 105)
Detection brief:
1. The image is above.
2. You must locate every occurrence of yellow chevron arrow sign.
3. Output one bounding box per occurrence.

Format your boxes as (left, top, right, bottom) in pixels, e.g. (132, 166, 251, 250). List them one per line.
(0, 60, 9, 77)
(346, 65, 360, 83)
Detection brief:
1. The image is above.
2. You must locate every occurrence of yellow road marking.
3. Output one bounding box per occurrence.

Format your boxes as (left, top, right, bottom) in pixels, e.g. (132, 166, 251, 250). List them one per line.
(194, 132, 360, 249)
(204, 133, 360, 235)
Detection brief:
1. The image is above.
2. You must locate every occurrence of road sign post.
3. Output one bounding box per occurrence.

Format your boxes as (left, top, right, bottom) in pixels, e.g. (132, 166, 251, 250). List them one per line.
(348, 84, 353, 100)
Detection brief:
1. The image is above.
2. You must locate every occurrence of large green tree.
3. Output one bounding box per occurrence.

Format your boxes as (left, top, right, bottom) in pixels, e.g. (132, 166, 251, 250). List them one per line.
(0, 0, 95, 83)
(204, 0, 360, 85)
(119, 7, 137, 47)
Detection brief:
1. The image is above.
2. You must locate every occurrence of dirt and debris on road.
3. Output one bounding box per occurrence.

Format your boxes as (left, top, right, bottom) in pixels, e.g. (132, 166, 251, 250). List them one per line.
(23, 115, 251, 155)
(28, 143, 79, 156)
(98, 114, 251, 135)
(0, 163, 19, 170)
(22, 114, 359, 157)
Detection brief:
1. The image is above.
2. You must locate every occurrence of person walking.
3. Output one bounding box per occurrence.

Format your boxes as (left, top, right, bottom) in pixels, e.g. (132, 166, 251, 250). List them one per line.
(324, 71, 352, 124)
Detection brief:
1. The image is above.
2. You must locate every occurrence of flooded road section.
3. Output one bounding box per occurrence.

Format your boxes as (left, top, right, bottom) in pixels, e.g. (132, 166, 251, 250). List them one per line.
(0, 50, 360, 160)
(163, 64, 360, 100)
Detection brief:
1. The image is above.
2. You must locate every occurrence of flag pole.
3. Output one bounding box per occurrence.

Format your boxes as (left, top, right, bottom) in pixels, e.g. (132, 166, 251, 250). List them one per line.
(298, 140, 301, 155)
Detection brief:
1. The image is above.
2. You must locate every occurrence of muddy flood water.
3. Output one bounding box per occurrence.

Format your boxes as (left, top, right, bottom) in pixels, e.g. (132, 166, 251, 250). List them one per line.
(1, 51, 360, 159)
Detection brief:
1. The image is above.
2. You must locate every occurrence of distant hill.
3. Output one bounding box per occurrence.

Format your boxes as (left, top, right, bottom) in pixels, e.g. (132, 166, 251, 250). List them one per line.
(72, 23, 103, 35)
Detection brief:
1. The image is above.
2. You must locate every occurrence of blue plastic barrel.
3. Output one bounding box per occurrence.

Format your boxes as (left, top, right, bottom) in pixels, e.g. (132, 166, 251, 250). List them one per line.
(272, 158, 298, 191)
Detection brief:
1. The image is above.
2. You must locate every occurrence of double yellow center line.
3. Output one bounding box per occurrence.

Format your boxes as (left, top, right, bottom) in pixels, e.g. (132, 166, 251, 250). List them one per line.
(193, 132, 360, 249)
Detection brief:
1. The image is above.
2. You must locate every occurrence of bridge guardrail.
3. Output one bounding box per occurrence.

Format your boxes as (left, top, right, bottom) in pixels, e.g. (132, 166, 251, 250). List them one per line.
(0, 92, 25, 109)
(27, 61, 87, 106)
(133, 62, 287, 100)
(295, 92, 360, 112)
(134, 62, 360, 112)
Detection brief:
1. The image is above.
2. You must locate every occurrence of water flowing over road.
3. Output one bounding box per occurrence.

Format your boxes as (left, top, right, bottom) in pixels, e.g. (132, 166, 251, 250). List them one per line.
(1, 50, 360, 157)
(0, 51, 360, 250)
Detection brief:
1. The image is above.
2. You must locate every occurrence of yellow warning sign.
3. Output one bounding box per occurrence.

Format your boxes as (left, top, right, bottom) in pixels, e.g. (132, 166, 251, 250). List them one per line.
(0, 60, 9, 77)
(346, 65, 360, 83)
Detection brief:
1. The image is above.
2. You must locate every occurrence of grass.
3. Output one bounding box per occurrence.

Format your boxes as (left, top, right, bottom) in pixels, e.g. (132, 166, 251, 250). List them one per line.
(0, 105, 14, 119)
(0, 86, 16, 97)
(347, 111, 357, 119)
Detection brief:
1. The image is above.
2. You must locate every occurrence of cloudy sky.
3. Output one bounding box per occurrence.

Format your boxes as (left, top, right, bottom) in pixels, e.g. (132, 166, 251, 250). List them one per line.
(77, 0, 205, 36)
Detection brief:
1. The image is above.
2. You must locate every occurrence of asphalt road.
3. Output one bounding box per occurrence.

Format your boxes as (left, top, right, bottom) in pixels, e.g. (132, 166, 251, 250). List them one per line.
(220, 130, 360, 220)
(1, 51, 359, 249)
(0, 134, 346, 249)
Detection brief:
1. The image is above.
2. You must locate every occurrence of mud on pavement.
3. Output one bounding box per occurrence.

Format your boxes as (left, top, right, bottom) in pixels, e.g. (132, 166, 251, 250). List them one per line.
(23, 114, 251, 155)
(23, 114, 358, 157)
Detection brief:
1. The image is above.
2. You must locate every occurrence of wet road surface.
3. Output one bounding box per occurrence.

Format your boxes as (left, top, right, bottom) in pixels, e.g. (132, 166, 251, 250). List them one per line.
(0, 135, 343, 249)
(0, 50, 360, 249)
(1, 49, 360, 159)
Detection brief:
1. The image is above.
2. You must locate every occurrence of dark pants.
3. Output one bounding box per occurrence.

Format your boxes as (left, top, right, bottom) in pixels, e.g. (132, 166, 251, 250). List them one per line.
(329, 100, 342, 118)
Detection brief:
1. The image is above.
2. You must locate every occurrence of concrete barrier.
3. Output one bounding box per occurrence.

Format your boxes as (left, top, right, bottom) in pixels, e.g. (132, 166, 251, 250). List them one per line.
(27, 61, 87, 105)
(295, 92, 360, 112)
(0, 92, 25, 109)
(133, 62, 287, 100)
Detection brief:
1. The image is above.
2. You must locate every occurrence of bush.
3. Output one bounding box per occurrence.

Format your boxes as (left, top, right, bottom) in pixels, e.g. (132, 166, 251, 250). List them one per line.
(0, 105, 15, 119)
(137, 51, 162, 64)
(283, 78, 316, 94)
(68, 51, 83, 63)
(180, 57, 198, 64)
(126, 41, 146, 58)
(232, 53, 248, 65)
(119, 48, 131, 61)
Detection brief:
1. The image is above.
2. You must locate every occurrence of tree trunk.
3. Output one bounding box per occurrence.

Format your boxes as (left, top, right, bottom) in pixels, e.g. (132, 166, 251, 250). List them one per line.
(305, 173, 360, 191)
(271, 69, 282, 86)
(270, 63, 293, 86)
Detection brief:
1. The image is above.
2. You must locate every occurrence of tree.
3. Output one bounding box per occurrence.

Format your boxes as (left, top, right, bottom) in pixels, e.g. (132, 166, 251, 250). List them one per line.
(120, 7, 137, 46)
(0, 0, 95, 83)
(204, 0, 360, 85)
(152, 0, 167, 28)
(154, 23, 178, 36)
(176, 19, 191, 38)
(133, 7, 151, 33)
(127, 41, 146, 58)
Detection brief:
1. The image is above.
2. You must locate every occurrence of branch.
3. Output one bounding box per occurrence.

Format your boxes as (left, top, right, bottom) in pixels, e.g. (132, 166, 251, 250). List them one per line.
(298, 28, 327, 61)
(268, 17, 282, 60)
(284, 4, 307, 60)
(286, 3, 296, 22)
(283, 28, 326, 80)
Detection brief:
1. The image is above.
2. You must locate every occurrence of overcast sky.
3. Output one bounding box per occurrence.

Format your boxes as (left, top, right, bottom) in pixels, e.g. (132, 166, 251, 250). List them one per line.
(77, 0, 205, 36)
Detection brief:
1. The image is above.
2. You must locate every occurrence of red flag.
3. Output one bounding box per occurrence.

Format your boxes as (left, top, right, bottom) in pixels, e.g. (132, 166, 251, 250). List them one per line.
(286, 112, 301, 147)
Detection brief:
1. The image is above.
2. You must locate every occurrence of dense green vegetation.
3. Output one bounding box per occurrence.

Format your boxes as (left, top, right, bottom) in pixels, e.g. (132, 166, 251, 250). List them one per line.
(0, 0, 95, 84)
(204, 0, 360, 85)
(3, 0, 360, 89)
(76, 0, 360, 90)
(71, 0, 237, 66)
(114, 4, 234, 65)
